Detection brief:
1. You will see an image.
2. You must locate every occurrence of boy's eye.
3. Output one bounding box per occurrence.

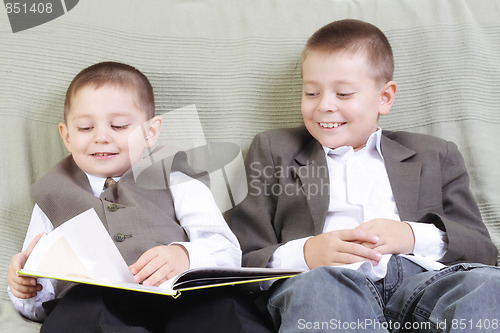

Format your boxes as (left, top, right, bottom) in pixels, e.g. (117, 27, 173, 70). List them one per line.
(304, 92, 319, 97)
(111, 124, 129, 130)
(77, 126, 92, 131)
(337, 92, 354, 98)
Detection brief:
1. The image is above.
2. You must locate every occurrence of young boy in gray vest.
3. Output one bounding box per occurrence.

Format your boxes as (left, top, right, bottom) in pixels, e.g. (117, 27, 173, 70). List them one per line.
(231, 20, 500, 332)
(8, 61, 274, 332)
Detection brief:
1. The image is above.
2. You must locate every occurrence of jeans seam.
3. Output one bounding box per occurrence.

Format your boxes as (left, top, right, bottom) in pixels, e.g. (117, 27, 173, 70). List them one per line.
(366, 278, 385, 309)
(366, 279, 387, 324)
(384, 256, 404, 300)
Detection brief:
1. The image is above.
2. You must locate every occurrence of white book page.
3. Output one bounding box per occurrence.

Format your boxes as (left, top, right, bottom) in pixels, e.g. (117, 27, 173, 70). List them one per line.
(23, 208, 135, 284)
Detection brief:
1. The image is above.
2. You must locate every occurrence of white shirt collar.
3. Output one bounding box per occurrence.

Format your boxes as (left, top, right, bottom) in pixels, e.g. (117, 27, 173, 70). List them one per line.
(85, 173, 121, 197)
(322, 128, 383, 160)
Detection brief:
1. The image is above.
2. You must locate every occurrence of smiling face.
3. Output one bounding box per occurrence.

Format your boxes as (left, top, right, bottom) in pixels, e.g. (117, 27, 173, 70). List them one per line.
(59, 84, 161, 177)
(301, 50, 396, 150)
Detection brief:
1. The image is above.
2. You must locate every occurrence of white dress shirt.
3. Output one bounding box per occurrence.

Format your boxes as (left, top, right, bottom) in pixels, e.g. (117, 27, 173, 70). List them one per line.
(268, 129, 448, 281)
(9, 171, 241, 321)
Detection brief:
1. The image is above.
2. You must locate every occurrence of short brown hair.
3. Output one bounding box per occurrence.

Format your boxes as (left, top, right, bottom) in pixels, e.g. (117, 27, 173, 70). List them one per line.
(302, 19, 394, 84)
(64, 61, 155, 121)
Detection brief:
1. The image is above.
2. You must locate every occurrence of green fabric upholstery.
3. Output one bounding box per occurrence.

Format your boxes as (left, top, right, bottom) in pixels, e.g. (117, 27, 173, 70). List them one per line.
(1, 0, 499, 330)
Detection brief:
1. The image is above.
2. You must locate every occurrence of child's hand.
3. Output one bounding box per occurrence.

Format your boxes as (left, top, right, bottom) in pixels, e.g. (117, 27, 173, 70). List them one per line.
(355, 219, 415, 255)
(304, 229, 382, 269)
(7, 233, 44, 299)
(129, 244, 190, 287)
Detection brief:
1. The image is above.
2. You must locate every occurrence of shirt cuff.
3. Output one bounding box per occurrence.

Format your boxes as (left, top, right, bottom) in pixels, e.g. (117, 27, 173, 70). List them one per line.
(267, 237, 312, 271)
(7, 286, 46, 322)
(407, 222, 448, 261)
(170, 241, 211, 270)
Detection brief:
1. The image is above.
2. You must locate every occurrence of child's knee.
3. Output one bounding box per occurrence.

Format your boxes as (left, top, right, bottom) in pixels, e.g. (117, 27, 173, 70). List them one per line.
(457, 265, 500, 293)
(273, 266, 367, 298)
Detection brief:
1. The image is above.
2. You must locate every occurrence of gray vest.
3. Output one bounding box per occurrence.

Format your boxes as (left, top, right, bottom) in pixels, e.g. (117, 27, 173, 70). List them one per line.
(32, 150, 207, 266)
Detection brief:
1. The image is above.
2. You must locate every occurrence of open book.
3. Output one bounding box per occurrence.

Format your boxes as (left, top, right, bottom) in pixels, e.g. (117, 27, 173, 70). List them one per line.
(19, 209, 303, 297)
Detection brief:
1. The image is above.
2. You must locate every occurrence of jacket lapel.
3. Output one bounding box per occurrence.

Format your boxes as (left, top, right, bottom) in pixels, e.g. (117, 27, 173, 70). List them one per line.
(294, 139, 330, 235)
(381, 133, 421, 221)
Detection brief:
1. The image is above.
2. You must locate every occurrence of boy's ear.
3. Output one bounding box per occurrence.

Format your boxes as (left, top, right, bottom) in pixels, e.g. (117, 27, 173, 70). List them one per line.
(58, 122, 72, 153)
(144, 115, 163, 149)
(378, 81, 397, 116)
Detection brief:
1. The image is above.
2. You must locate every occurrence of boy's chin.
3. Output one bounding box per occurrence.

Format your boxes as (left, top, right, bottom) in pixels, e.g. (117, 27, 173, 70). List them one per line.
(313, 133, 369, 151)
(84, 167, 128, 178)
(315, 137, 345, 150)
(317, 139, 363, 151)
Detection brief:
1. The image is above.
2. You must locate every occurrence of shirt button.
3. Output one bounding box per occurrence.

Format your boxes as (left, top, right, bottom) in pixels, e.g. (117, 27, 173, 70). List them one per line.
(114, 233, 126, 242)
(107, 203, 118, 212)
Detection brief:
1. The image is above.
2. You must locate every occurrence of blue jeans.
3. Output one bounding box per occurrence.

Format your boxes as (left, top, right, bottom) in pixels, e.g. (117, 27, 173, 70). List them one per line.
(268, 256, 500, 332)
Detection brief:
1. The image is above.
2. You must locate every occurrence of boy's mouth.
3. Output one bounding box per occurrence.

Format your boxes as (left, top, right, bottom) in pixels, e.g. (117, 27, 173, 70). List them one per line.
(91, 152, 118, 157)
(319, 122, 345, 129)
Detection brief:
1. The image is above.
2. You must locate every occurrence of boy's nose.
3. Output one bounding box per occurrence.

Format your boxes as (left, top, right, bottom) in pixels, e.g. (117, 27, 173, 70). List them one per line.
(318, 93, 338, 112)
(94, 126, 112, 143)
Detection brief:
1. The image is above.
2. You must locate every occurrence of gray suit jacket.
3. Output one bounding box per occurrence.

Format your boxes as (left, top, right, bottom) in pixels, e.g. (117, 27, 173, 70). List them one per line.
(231, 127, 498, 268)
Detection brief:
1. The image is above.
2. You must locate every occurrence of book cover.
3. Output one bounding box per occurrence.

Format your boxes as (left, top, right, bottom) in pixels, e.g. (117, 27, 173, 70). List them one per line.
(19, 208, 303, 297)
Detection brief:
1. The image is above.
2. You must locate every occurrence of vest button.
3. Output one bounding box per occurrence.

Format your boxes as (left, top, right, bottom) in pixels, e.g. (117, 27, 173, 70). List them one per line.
(107, 203, 118, 212)
(114, 233, 126, 242)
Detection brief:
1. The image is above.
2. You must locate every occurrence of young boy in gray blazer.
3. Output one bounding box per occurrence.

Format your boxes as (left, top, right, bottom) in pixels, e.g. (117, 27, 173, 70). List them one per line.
(232, 19, 499, 332)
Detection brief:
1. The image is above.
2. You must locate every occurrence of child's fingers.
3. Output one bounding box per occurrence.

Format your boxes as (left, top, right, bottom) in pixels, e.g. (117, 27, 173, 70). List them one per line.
(24, 232, 45, 257)
(130, 247, 173, 283)
(10, 283, 41, 298)
(8, 254, 35, 285)
(8, 262, 36, 287)
(356, 219, 415, 255)
(7, 233, 45, 300)
(339, 240, 382, 262)
(11, 290, 40, 299)
(142, 264, 175, 287)
(131, 258, 160, 283)
(8, 277, 42, 299)
(9, 273, 36, 287)
(330, 252, 378, 266)
(134, 256, 180, 286)
(9, 233, 44, 282)
(130, 245, 189, 285)
(129, 247, 159, 275)
(305, 231, 382, 268)
(133, 259, 162, 284)
(338, 229, 379, 244)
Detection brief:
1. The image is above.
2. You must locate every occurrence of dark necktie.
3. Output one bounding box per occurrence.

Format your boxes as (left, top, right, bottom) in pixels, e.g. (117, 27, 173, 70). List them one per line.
(104, 177, 117, 189)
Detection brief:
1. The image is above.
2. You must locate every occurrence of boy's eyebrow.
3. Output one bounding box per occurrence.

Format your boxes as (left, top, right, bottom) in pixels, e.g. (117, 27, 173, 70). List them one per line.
(302, 79, 357, 85)
(70, 111, 138, 121)
(69, 114, 91, 121)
